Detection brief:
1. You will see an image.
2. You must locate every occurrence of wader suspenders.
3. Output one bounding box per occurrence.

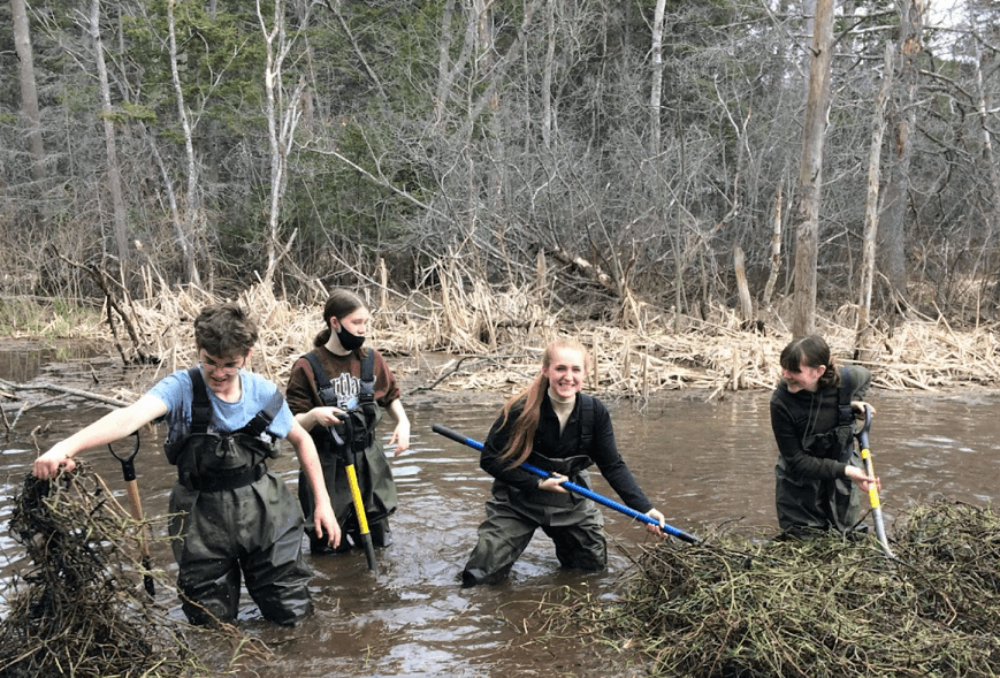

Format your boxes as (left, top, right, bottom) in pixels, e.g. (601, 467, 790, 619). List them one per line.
(240, 390, 286, 438)
(185, 367, 284, 491)
(773, 367, 856, 462)
(189, 367, 213, 436)
(837, 367, 854, 427)
(303, 350, 378, 451)
(577, 393, 594, 454)
(304, 352, 338, 410)
(836, 367, 855, 462)
(357, 350, 377, 448)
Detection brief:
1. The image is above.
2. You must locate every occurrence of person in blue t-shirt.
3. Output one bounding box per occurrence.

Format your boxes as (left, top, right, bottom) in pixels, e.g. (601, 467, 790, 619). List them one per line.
(33, 303, 340, 626)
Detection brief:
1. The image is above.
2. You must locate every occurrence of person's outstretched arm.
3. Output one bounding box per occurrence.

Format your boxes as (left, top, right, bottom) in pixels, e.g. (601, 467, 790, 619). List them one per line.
(33, 393, 168, 479)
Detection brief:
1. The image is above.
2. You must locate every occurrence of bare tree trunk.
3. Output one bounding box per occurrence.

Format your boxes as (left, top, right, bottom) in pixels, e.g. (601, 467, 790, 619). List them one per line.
(649, 0, 667, 156)
(140, 123, 187, 268)
(856, 44, 893, 361)
(166, 0, 201, 286)
(474, 0, 497, 111)
(258, 0, 306, 287)
(974, 34, 1000, 307)
(761, 184, 783, 311)
(877, 0, 923, 311)
(733, 245, 754, 325)
(448, 0, 540, 146)
(89, 0, 130, 276)
(541, 0, 556, 150)
(790, 0, 833, 338)
(12, 0, 45, 187)
(433, 0, 482, 129)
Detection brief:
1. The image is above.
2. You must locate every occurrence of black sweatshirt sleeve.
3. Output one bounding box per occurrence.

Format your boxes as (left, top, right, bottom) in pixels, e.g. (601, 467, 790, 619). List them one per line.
(588, 400, 654, 513)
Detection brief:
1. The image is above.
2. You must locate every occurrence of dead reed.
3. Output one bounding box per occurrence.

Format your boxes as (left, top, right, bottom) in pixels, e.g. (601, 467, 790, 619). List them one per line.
(11, 261, 1000, 401)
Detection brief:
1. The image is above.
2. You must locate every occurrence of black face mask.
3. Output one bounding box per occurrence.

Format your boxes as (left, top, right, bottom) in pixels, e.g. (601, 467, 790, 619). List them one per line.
(336, 325, 366, 351)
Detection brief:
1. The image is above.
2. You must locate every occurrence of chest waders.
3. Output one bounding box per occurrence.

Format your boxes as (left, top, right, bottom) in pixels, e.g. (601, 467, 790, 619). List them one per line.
(774, 367, 862, 538)
(462, 394, 608, 586)
(300, 350, 397, 553)
(166, 368, 313, 626)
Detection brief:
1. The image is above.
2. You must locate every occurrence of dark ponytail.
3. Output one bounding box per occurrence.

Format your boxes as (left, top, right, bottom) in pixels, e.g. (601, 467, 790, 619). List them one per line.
(314, 289, 367, 346)
(779, 334, 841, 389)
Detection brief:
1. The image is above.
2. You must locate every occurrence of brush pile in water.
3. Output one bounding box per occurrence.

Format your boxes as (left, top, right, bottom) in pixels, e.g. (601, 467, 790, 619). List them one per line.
(546, 502, 1000, 678)
(0, 468, 258, 678)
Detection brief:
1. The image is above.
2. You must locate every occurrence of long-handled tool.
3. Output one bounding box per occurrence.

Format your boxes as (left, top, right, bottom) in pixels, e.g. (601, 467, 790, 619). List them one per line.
(109, 431, 155, 596)
(335, 418, 379, 574)
(855, 405, 895, 559)
(433, 423, 700, 543)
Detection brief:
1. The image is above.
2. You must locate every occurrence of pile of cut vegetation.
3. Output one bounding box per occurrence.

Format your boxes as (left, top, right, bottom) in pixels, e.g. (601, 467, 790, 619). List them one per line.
(545, 502, 1000, 678)
(0, 469, 263, 678)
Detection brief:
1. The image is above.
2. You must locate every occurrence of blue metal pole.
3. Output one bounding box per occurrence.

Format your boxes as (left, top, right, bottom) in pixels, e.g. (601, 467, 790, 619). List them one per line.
(433, 423, 700, 544)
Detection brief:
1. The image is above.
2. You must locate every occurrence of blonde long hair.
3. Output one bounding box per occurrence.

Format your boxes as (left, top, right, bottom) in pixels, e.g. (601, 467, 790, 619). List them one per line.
(499, 338, 590, 466)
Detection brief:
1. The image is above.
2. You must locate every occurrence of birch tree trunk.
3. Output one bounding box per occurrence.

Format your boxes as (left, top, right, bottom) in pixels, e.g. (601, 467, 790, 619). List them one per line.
(166, 0, 202, 286)
(790, 0, 834, 338)
(12, 0, 45, 187)
(258, 0, 306, 287)
(89, 0, 130, 276)
(649, 0, 667, 157)
(433, 0, 457, 126)
(541, 0, 556, 150)
(856, 44, 893, 361)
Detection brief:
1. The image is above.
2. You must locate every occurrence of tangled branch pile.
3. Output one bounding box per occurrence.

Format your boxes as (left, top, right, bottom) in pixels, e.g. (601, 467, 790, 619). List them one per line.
(0, 469, 260, 678)
(542, 502, 1000, 678)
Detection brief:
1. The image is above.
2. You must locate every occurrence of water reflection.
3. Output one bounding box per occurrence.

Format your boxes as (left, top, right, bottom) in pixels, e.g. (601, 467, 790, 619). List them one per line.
(0, 342, 103, 383)
(1, 381, 999, 676)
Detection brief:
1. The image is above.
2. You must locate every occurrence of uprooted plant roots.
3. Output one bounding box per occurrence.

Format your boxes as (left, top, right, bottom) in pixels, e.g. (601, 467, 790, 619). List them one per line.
(535, 502, 1000, 678)
(0, 467, 267, 678)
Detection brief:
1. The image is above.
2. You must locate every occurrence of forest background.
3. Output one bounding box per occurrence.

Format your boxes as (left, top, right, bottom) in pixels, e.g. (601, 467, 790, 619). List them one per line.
(3, 0, 1000, 398)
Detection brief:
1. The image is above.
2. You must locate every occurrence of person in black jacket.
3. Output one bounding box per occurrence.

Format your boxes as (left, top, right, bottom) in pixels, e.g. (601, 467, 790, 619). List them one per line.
(461, 338, 667, 586)
(771, 334, 878, 538)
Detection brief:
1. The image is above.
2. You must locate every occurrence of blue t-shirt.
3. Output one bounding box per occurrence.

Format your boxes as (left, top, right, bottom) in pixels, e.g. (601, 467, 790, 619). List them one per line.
(149, 368, 294, 446)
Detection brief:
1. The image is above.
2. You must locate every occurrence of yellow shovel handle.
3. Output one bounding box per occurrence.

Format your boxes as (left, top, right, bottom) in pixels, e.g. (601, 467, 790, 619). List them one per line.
(344, 464, 370, 535)
(860, 447, 881, 510)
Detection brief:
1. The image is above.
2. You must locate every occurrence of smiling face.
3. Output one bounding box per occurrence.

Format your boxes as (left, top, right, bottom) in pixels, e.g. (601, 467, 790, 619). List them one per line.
(199, 348, 249, 399)
(542, 346, 587, 399)
(782, 359, 826, 393)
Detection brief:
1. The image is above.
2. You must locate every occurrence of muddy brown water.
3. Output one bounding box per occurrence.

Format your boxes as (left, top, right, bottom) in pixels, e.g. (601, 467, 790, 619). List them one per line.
(2, 347, 999, 677)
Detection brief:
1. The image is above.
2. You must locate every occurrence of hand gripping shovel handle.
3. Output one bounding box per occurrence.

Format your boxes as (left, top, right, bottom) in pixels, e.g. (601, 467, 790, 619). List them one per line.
(432, 424, 699, 544)
(109, 432, 155, 596)
(855, 405, 895, 559)
(334, 419, 379, 574)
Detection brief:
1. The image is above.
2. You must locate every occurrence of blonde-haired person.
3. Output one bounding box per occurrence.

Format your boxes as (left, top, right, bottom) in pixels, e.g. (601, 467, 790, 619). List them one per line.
(461, 339, 667, 586)
(772, 334, 878, 539)
(286, 289, 410, 553)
